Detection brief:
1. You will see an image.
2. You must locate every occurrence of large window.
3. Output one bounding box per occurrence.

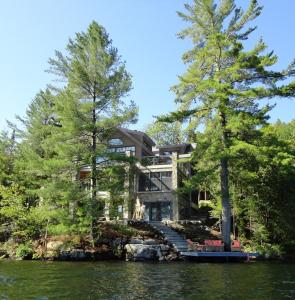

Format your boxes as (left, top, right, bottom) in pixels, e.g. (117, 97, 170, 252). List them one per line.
(107, 146, 135, 154)
(108, 138, 124, 146)
(138, 171, 172, 192)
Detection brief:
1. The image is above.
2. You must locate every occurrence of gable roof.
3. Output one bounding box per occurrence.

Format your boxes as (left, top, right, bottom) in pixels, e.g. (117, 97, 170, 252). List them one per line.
(117, 128, 154, 155)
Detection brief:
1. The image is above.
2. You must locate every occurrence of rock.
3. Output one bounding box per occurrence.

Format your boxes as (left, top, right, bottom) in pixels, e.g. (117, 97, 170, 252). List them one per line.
(124, 243, 172, 261)
(142, 239, 157, 245)
(46, 241, 64, 251)
(165, 252, 179, 261)
(59, 249, 87, 261)
(129, 239, 143, 244)
(125, 244, 158, 261)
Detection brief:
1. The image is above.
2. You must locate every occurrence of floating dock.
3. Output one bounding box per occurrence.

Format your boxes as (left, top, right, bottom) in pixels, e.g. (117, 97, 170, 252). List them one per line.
(180, 251, 259, 262)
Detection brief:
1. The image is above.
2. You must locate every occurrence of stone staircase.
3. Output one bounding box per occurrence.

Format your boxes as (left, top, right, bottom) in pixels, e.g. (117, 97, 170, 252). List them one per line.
(148, 221, 188, 253)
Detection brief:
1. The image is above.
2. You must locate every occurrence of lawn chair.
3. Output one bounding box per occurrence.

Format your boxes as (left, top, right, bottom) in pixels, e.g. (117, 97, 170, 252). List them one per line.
(186, 239, 205, 251)
(231, 240, 242, 252)
(204, 240, 224, 252)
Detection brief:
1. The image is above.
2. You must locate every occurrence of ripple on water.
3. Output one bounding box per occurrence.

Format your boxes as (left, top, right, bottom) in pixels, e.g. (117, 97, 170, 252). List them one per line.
(0, 261, 294, 299)
(0, 274, 15, 287)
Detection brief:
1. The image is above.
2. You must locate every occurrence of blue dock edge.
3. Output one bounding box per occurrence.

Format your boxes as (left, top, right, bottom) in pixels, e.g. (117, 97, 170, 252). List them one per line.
(180, 251, 259, 261)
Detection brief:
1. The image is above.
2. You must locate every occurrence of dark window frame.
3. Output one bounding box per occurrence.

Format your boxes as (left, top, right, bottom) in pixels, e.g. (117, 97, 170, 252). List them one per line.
(138, 171, 172, 192)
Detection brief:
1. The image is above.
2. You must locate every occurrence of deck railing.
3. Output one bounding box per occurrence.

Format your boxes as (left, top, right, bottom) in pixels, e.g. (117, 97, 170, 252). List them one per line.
(141, 155, 172, 166)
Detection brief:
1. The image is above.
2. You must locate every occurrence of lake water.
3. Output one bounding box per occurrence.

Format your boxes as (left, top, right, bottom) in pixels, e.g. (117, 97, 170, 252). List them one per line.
(0, 260, 295, 299)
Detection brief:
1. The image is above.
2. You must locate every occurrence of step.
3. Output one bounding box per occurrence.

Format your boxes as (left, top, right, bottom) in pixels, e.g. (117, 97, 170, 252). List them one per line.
(172, 243, 188, 247)
(147, 221, 189, 253)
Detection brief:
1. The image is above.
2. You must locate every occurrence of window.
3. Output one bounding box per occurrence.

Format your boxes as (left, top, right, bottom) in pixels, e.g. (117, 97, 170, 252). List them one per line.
(162, 151, 172, 156)
(161, 171, 172, 178)
(96, 156, 107, 163)
(161, 171, 172, 191)
(138, 171, 172, 192)
(150, 172, 160, 191)
(107, 146, 135, 154)
(108, 138, 124, 146)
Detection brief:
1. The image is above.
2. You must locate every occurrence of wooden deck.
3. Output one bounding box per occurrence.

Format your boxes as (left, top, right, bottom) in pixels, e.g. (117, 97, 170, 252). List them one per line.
(180, 251, 259, 262)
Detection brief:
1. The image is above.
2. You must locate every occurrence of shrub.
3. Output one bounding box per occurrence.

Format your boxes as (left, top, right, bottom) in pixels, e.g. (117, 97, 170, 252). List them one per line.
(15, 243, 33, 259)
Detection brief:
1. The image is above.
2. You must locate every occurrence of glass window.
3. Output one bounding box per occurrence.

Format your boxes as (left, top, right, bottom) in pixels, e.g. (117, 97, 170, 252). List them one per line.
(161, 171, 172, 178)
(107, 146, 135, 153)
(96, 157, 107, 163)
(150, 172, 160, 178)
(138, 172, 172, 192)
(108, 138, 124, 146)
(162, 151, 172, 156)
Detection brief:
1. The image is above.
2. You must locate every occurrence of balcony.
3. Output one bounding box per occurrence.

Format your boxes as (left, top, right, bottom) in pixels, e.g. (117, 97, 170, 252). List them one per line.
(141, 155, 172, 166)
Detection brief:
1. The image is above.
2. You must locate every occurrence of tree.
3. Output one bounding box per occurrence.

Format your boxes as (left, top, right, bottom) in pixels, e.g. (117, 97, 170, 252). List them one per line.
(0, 130, 15, 185)
(229, 124, 295, 250)
(160, 0, 295, 250)
(47, 21, 137, 241)
(145, 121, 185, 146)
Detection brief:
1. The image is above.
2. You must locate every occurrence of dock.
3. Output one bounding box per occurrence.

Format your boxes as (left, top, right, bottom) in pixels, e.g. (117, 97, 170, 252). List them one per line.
(180, 251, 259, 262)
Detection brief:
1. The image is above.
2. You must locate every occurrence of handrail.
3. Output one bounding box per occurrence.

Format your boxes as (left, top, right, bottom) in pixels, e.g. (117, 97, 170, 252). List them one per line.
(141, 155, 172, 166)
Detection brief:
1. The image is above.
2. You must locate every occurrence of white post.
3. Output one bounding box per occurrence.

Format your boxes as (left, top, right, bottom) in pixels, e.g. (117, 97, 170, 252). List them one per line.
(172, 152, 179, 221)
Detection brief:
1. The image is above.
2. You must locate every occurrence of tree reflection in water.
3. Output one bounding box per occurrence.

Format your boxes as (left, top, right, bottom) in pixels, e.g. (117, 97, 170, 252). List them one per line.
(0, 261, 294, 299)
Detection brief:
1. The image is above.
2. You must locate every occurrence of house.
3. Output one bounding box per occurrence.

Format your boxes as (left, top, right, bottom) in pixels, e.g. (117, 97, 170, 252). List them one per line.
(80, 128, 195, 222)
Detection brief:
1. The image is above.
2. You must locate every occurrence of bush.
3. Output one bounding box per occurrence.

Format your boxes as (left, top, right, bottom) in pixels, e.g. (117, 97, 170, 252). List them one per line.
(15, 243, 33, 259)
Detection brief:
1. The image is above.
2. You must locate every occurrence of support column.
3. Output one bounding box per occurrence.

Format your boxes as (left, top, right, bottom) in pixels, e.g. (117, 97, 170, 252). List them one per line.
(123, 151, 134, 223)
(172, 152, 179, 221)
(103, 192, 111, 221)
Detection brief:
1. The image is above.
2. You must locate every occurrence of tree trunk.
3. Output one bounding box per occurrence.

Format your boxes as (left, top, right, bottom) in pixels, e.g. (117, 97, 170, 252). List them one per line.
(220, 111, 231, 251)
(90, 93, 97, 246)
(220, 156, 231, 251)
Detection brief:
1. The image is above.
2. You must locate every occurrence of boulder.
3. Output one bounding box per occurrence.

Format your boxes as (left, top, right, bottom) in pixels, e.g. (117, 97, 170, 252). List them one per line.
(59, 249, 87, 261)
(142, 239, 157, 245)
(125, 243, 171, 261)
(125, 244, 158, 261)
(129, 239, 143, 244)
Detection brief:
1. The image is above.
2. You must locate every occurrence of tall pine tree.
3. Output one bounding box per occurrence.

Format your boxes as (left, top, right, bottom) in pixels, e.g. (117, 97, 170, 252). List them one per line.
(160, 0, 295, 250)
(47, 21, 137, 241)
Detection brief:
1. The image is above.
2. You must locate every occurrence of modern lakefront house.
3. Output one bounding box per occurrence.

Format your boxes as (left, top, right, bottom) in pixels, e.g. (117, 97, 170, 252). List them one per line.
(79, 128, 201, 222)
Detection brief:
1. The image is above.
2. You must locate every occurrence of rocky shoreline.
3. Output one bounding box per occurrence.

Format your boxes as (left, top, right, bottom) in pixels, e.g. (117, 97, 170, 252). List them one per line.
(0, 221, 180, 262)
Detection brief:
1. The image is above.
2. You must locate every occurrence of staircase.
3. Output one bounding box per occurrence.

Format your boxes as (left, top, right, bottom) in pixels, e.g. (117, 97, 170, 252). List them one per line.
(148, 221, 188, 253)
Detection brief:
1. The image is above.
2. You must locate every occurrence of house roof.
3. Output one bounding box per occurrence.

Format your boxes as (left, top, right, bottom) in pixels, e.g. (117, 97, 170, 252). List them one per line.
(157, 143, 192, 154)
(119, 128, 155, 146)
(117, 127, 154, 156)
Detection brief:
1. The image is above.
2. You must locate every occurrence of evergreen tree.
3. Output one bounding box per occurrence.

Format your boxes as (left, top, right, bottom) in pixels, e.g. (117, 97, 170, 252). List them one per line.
(160, 0, 295, 250)
(47, 21, 137, 241)
(145, 121, 185, 146)
(229, 124, 295, 253)
(0, 130, 15, 185)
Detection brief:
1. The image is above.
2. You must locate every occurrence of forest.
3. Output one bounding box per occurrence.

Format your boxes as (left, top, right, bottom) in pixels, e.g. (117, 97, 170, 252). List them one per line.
(1, 0, 295, 259)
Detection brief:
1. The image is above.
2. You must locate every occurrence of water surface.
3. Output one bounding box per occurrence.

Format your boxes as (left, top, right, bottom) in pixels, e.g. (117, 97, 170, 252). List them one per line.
(0, 260, 294, 299)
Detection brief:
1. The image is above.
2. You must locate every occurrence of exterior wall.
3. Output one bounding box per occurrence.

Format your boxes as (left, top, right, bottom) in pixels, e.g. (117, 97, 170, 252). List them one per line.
(108, 131, 143, 159)
(134, 151, 180, 221)
(137, 191, 174, 203)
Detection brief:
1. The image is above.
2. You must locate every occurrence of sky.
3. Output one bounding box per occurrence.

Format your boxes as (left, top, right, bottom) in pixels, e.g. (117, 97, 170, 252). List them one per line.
(0, 0, 295, 132)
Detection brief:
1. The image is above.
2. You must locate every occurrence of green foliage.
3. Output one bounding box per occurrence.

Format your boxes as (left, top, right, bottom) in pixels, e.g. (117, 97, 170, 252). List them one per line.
(46, 22, 137, 241)
(0, 22, 138, 246)
(0, 130, 15, 185)
(159, 0, 295, 250)
(15, 242, 33, 259)
(145, 121, 185, 146)
(101, 223, 137, 238)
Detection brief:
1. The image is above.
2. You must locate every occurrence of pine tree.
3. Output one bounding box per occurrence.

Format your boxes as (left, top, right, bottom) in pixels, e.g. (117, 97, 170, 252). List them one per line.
(145, 121, 185, 146)
(0, 130, 16, 185)
(47, 21, 137, 241)
(160, 0, 295, 250)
